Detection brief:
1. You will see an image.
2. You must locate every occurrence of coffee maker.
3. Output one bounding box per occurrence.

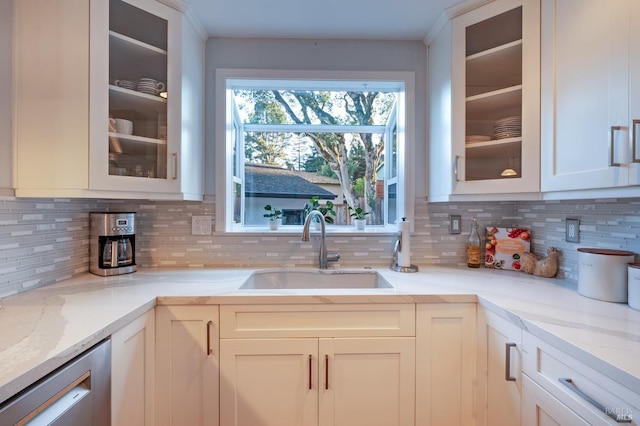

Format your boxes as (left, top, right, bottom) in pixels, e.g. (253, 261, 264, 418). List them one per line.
(90, 212, 136, 276)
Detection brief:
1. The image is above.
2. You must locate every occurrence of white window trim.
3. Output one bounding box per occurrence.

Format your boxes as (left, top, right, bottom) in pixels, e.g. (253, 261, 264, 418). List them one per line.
(215, 68, 416, 233)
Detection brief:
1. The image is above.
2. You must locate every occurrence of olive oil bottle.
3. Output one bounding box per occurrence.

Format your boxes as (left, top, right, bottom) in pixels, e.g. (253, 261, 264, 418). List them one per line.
(466, 218, 481, 268)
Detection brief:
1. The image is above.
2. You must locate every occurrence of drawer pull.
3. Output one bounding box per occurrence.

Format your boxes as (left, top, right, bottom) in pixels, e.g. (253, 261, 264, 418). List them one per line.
(505, 342, 516, 381)
(609, 126, 622, 167)
(559, 377, 632, 423)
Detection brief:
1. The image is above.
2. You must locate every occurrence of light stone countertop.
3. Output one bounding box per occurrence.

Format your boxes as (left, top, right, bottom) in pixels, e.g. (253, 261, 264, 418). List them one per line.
(0, 265, 639, 404)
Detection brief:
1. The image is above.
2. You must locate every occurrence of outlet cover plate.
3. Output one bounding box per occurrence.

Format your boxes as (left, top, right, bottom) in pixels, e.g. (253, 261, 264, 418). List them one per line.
(450, 215, 462, 234)
(565, 218, 580, 243)
(192, 215, 212, 235)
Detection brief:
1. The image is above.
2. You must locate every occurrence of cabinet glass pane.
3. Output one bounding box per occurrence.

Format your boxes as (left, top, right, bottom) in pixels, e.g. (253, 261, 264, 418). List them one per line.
(108, 0, 168, 179)
(464, 7, 523, 181)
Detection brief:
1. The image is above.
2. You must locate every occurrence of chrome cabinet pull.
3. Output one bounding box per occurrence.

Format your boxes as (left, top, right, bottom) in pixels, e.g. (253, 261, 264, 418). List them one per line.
(325, 355, 329, 390)
(559, 378, 632, 423)
(505, 342, 516, 381)
(609, 126, 622, 167)
(633, 120, 640, 163)
(172, 152, 178, 179)
(308, 355, 312, 390)
(454, 155, 460, 182)
(206, 321, 213, 355)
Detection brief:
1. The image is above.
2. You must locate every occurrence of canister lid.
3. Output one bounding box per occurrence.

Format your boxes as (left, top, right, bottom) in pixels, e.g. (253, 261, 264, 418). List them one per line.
(629, 263, 640, 269)
(577, 248, 635, 256)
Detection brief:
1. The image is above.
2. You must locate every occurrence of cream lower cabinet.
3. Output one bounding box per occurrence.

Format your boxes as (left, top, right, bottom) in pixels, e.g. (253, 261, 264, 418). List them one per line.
(416, 303, 477, 426)
(111, 309, 156, 426)
(476, 308, 522, 426)
(219, 304, 416, 426)
(155, 305, 219, 426)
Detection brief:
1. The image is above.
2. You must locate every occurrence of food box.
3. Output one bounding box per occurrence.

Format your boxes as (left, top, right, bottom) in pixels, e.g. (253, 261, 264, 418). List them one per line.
(485, 227, 531, 271)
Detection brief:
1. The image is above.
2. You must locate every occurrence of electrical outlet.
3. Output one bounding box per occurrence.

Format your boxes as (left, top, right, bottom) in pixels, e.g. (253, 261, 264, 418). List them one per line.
(566, 218, 580, 243)
(192, 215, 212, 235)
(450, 215, 462, 234)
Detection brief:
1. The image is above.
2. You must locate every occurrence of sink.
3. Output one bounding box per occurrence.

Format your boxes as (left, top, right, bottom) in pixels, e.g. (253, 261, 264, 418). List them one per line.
(239, 269, 393, 290)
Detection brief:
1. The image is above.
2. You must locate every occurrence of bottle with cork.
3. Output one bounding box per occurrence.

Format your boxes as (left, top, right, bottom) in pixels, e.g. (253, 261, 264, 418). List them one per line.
(466, 218, 481, 268)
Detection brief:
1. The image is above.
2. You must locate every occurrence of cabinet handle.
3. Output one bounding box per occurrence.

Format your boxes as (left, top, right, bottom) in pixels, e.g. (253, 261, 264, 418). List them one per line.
(559, 378, 632, 423)
(172, 152, 178, 179)
(609, 126, 622, 167)
(206, 320, 213, 355)
(325, 355, 329, 390)
(505, 342, 516, 381)
(633, 120, 640, 163)
(308, 355, 313, 390)
(454, 155, 460, 182)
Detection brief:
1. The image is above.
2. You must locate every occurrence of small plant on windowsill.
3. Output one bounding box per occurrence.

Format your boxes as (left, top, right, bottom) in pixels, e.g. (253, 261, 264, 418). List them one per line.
(303, 196, 336, 228)
(348, 206, 369, 230)
(263, 204, 283, 230)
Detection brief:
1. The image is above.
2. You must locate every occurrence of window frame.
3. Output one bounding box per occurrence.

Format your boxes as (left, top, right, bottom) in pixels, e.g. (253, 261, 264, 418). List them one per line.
(215, 69, 415, 233)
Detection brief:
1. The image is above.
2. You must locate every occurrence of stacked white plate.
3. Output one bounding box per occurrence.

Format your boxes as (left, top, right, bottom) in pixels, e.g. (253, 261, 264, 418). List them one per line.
(493, 116, 521, 139)
(136, 78, 164, 96)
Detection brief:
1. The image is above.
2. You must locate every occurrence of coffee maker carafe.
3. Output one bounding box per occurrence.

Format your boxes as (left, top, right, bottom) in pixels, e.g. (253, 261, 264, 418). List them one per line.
(90, 212, 136, 276)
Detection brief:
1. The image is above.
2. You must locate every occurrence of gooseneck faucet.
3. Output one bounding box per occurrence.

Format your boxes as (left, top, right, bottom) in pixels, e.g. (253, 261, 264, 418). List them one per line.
(301, 211, 340, 269)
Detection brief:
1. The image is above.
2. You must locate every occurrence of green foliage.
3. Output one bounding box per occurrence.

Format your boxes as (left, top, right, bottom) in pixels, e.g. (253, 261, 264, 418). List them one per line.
(263, 204, 283, 221)
(353, 177, 365, 197)
(348, 206, 369, 220)
(303, 196, 336, 224)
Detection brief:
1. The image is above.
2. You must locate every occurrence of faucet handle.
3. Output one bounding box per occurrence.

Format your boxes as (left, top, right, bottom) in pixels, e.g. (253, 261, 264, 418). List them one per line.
(327, 253, 340, 263)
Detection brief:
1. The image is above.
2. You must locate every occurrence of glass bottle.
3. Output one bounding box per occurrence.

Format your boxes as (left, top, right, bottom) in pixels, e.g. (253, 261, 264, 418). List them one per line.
(466, 218, 482, 268)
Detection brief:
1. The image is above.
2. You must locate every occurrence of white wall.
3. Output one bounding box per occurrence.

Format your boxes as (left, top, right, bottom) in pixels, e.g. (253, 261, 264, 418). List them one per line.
(0, 0, 13, 191)
(204, 37, 428, 197)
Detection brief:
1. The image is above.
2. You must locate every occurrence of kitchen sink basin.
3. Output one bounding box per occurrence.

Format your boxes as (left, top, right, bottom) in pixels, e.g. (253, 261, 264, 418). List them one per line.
(239, 269, 393, 290)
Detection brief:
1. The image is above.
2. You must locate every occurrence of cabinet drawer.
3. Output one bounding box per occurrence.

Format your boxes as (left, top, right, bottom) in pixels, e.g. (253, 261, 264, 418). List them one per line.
(523, 332, 639, 425)
(220, 304, 415, 338)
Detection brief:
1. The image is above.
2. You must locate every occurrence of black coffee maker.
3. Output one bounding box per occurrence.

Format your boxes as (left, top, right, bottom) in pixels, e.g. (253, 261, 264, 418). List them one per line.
(90, 212, 136, 276)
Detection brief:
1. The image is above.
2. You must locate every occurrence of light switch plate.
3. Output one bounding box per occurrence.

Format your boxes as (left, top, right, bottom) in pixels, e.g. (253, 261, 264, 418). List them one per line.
(192, 215, 212, 235)
(450, 215, 462, 234)
(565, 218, 580, 243)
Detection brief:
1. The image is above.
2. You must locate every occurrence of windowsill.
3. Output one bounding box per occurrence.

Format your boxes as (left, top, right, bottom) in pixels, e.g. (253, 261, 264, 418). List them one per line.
(224, 225, 400, 235)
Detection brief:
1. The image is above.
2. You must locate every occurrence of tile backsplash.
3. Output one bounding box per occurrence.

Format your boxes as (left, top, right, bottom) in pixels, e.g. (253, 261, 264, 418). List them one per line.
(1, 196, 639, 298)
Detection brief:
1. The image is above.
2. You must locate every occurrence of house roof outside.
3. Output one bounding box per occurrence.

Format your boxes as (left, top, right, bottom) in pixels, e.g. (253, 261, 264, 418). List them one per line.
(245, 163, 338, 199)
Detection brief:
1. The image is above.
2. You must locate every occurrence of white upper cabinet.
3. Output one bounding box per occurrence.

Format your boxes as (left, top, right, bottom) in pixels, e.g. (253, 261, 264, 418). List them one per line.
(541, 0, 640, 193)
(13, 0, 203, 200)
(428, 0, 540, 201)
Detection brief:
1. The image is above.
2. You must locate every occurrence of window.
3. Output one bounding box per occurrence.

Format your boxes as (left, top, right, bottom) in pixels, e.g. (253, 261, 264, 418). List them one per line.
(216, 70, 415, 232)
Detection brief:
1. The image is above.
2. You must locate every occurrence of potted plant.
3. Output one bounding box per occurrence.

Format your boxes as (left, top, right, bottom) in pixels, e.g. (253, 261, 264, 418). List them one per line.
(263, 204, 283, 230)
(303, 196, 336, 229)
(348, 206, 369, 230)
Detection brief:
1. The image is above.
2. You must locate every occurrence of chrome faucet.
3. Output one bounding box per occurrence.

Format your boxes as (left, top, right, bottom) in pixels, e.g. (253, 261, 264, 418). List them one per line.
(301, 211, 340, 269)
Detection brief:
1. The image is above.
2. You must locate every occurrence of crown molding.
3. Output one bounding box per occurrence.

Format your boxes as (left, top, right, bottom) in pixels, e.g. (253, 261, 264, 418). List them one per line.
(424, 0, 495, 46)
(156, 0, 208, 41)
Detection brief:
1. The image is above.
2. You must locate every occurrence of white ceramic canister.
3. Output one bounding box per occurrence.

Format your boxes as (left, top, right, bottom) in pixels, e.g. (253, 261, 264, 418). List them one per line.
(628, 263, 640, 311)
(577, 248, 635, 303)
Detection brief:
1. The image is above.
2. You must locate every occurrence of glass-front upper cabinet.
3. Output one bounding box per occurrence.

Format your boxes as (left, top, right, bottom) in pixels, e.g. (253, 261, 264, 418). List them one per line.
(107, 0, 168, 180)
(451, 0, 540, 195)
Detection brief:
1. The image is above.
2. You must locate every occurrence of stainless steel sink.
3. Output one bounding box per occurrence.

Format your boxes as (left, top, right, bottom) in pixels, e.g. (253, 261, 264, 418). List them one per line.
(239, 269, 393, 289)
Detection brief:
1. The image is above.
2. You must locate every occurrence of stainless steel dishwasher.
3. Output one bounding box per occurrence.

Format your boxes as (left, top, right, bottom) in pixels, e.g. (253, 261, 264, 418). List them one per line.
(0, 339, 110, 425)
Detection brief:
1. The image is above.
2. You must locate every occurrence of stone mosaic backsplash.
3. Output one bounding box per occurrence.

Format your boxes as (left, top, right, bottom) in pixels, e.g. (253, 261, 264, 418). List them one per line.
(1, 196, 639, 298)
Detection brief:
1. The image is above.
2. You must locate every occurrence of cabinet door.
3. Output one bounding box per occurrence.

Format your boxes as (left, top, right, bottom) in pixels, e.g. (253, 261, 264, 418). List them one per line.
(477, 309, 522, 426)
(318, 338, 415, 426)
(90, 0, 183, 195)
(416, 303, 476, 426)
(220, 338, 319, 426)
(541, 0, 630, 191)
(629, 2, 640, 186)
(451, 0, 540, 195)
(111, 309, 155, 426)
(522, 375, 590, 426)
(156, 305, 219, 426)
